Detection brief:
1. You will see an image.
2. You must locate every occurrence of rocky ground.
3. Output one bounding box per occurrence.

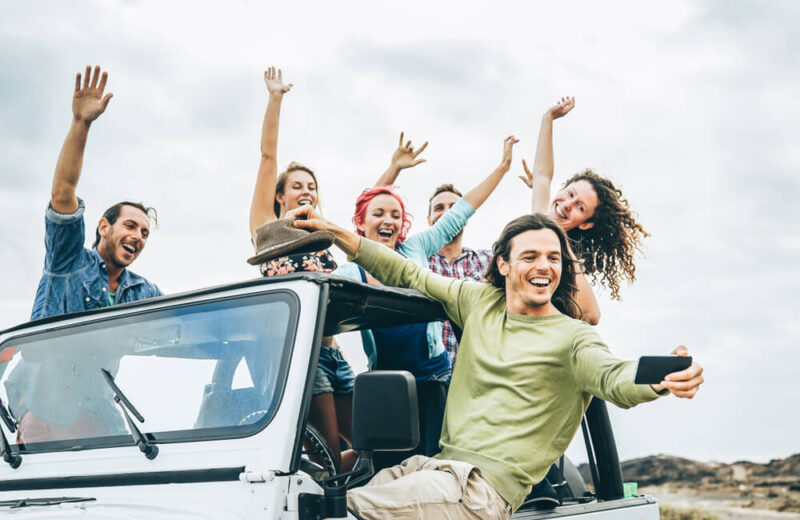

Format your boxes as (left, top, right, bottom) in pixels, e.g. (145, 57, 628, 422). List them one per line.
(580, 454, 800, 518)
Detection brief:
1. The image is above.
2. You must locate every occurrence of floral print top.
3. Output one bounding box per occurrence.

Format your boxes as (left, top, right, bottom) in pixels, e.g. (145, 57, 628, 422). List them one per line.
(260, 250, 338, 277)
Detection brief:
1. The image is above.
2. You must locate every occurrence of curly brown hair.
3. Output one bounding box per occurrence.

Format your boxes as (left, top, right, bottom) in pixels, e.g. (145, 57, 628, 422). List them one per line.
(562, 169, 649, 300)
(484, 213, 583, 320)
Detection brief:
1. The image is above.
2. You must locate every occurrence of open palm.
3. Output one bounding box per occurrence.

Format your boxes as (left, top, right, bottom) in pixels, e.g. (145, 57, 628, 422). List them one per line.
(73, 65, 113, 123)
(547, 96, 575, 120)
(391, 132, 428, 171)
(265, 66, 292, 95)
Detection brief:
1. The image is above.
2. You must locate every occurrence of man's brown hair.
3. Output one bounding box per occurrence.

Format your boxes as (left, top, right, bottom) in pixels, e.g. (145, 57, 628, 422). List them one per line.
(92, 202, 157, 249)
(484, 213, 582, 319)
(428, 184, 463, 215)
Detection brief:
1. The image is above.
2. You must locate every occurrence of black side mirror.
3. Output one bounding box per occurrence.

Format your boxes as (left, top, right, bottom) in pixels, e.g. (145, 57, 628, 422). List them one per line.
(352, 371, 419, 451)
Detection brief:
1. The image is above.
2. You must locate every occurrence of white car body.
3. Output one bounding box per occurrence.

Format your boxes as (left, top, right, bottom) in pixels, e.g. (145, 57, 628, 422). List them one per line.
(0, 274, 659, 519)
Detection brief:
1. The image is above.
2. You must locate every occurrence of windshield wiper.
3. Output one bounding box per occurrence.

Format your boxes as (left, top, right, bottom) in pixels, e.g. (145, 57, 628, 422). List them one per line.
(100, 369, 158, 460)
(0, 400, 20, 469)
(0, 399, 16, 433)
(0, 496, 96, 508)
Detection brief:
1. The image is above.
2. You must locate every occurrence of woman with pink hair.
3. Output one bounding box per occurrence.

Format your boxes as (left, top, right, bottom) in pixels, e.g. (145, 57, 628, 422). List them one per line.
(334, 136, 518, 460)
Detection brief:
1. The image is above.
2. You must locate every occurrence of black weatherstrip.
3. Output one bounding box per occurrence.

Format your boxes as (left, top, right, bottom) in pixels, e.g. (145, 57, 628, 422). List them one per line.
(0, 467, 244, 492)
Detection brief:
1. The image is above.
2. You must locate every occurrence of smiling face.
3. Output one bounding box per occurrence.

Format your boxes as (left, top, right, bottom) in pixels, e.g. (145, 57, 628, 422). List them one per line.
(357, 194, 403, 249)
(276, 169, 317, 213)
(548, 179, 599, 232)
(496, 228, 563, 316)
(97, 205, 150, 269)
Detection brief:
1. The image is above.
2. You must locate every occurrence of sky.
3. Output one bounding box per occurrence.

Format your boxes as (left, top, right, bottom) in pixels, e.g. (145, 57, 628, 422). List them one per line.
(1, 0, 798, 464)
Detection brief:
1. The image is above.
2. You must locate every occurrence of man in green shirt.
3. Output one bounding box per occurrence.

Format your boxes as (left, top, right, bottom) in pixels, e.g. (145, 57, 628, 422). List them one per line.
(294, 208, 704, 519)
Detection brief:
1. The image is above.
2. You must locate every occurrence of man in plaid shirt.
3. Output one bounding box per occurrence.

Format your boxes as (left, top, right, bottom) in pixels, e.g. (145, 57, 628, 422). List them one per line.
(427, 184, 492, 364)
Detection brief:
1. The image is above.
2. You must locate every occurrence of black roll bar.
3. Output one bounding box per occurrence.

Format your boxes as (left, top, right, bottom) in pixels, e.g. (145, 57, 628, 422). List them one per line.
(583, 398, 624, 501)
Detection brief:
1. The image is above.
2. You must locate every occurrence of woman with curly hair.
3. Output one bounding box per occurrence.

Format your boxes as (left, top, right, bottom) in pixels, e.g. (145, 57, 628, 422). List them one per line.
(520, 97, 649, 322)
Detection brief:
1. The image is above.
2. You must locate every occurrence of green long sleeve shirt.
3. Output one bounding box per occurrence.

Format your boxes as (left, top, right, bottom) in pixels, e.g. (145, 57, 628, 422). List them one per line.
(352, 238, 661, 511)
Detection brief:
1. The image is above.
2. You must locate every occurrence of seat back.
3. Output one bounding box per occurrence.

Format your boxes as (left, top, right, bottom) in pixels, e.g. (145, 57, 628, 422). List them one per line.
(194, 385, 263, 429)
(372, 377, 448, 471)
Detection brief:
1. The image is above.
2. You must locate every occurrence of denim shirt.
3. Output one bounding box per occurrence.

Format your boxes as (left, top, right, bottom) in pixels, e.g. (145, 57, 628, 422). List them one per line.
(30, 198, 162, 321)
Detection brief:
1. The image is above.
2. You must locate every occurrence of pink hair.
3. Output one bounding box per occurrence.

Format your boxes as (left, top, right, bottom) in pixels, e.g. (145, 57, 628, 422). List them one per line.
(352, 186, 413, 246)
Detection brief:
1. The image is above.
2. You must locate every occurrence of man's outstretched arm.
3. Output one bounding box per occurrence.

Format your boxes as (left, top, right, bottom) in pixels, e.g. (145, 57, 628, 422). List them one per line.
(574, 331, 704, 408)
(51, 65, 113, 214)
(291, 205, 480, 326)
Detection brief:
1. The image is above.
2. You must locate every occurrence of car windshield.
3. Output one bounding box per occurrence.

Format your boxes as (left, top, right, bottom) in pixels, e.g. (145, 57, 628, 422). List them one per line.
(0, 292, 298, 452)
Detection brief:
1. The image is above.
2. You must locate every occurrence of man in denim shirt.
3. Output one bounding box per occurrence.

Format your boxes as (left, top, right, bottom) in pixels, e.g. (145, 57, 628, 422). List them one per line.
(10, 66, 161, 441)
(31, 65, 161, 321)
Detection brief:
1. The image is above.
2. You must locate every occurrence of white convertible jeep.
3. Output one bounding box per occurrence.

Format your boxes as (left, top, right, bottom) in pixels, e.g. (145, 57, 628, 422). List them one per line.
(0, 273, 659, 519)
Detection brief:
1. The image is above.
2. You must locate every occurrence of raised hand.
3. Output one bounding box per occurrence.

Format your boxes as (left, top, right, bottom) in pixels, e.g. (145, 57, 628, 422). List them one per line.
(499, 135, 519, 170)
(545, 96, 575, 120)
(264, 66, 292, 96)
(519, 159, 533, 188)
(72, 65, 113, 124)
(390, 132, 428, 171)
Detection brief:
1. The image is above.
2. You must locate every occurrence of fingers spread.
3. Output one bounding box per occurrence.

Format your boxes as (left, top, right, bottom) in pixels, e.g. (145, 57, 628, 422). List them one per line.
(90, 65, 100, 88)
(83, 66, 91, 88)
(74, 73, 81, 92)
(398, 132, 404, 147)
(413, 141, 428, 157)
(98, 71, 108, 93)
(102, 93, 113, 109)
(522, 158, 531, 174)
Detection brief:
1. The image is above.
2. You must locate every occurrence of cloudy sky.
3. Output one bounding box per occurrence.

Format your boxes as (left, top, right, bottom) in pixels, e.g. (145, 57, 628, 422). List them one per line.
(1, 0, 798, 464)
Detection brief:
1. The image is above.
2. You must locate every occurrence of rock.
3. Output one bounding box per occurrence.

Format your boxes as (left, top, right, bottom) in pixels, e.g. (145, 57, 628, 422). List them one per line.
(578, 453, 800, 489)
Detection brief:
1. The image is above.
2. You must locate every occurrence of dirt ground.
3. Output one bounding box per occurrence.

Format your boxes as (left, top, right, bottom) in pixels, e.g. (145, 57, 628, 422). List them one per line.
(643, 486, 800, 520)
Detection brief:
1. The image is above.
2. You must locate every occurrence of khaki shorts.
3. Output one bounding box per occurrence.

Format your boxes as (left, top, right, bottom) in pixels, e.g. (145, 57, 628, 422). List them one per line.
(347, 455, 512, 519)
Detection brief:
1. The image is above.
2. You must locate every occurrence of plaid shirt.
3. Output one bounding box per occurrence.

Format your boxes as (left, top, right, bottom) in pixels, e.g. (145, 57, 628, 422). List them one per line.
(428, 247, 492, 363)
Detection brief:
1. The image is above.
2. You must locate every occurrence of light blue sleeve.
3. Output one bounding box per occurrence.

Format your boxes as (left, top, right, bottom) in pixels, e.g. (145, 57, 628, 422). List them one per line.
(400, 198, 475, 260)
(333, 262, 361, 281)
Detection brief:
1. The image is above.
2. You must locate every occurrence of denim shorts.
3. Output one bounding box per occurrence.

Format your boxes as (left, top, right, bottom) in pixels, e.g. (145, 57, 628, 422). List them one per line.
(312, 345, 355, 396)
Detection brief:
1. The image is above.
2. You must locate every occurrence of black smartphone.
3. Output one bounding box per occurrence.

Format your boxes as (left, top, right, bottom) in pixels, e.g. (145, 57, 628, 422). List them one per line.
(634, 356, 693, 384)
